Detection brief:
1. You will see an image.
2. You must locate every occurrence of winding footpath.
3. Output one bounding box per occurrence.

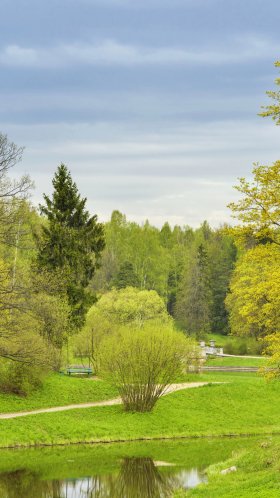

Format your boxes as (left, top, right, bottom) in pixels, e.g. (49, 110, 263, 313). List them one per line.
(0, 382, 223, 420)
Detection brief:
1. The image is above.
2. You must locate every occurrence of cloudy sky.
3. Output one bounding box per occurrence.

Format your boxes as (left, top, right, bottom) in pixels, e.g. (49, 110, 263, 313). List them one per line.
(1, 0, 279, 227)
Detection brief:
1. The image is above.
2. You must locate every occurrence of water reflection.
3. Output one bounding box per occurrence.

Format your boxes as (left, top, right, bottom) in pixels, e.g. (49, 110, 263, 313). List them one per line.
(0, 470, 63, 498)
(0, 457, 206, 498)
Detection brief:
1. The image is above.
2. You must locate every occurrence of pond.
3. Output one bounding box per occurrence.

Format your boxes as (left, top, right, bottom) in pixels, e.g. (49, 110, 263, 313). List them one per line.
(0, 437, 260, 497)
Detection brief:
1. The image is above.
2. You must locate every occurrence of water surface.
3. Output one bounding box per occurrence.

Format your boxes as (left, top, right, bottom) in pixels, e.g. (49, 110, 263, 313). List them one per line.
(0, 437, 262, 497)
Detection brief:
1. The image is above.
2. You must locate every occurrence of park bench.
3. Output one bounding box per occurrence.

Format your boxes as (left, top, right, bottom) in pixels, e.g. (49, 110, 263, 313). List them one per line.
(66, 367, 93, 376)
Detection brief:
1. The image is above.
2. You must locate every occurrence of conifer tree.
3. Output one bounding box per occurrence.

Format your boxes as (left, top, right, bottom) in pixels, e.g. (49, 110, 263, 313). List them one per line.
(175, 244, 213, 338)
(113, 261, 140, 289)
(37, 164, 105, 328)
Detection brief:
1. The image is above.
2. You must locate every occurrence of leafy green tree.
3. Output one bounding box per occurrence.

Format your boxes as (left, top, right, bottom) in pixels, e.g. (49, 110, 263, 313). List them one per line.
(0, 134, 63, 392)
(228, 162, 280, 246)
(37, 164, 105, 328)
(263, 332, 280, 379)
(225, 244, 280, 339)
(95, 287, 170, 326)
(226, 68, 280, 374)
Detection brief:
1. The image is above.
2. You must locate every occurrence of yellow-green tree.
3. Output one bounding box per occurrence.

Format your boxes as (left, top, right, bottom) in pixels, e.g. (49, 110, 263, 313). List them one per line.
(263, 333, 280, 379)
(228, 161, 280, 246)
(225, 244, 280, 338)
(259, 60, 280, 124)
(226, 62, 280, 376)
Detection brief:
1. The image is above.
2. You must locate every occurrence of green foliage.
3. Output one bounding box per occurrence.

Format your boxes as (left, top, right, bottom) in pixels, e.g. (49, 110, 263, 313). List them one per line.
(259, 60, 280, 124)
(175, 244, 213, 338)
(262, 333, 280, 379)
(92, 210, 173, 298)
(72, 287, 171, 372)
(226, 159, 280, 378)
(72, 307, 114, 370)
(37, 164, 105, 328)
(0, 137, 74, 393)
(113, 261, 140, 289)
(95, 287, 170, 326)
(98, 323, 197, 412)
(228, 161, 280, 246)
(208, 230, 237, 334)
(92, 214, 236, 336)
(0, 362, 46, 397)
(226, 244, 280, 338)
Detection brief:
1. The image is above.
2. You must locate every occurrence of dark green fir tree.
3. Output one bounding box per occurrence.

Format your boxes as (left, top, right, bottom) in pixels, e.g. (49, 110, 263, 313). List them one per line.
(113, 261, 140, 289)
(175, 244, 213, 338)
(37, 164, 105, 328)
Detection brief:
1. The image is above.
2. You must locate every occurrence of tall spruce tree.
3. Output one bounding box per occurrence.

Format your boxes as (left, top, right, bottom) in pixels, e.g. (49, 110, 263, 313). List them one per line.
(113, 261, 140, 289)
(37, 164, 105, 328)
(175, 244, 213, 338)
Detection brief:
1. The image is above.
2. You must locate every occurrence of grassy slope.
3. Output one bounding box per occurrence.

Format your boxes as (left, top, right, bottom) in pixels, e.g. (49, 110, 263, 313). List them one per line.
(0, 374, 279, 447)
(175, 438, 280, 498)
(0, 371, 256, 414)
(0, 375, 118, 413)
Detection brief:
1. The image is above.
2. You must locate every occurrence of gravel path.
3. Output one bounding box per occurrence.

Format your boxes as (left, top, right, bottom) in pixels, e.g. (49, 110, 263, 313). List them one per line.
(0, 382, 221, 420)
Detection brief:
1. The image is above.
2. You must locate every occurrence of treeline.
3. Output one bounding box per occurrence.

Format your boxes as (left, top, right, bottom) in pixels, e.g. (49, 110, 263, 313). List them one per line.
(91, 212, 237, 337)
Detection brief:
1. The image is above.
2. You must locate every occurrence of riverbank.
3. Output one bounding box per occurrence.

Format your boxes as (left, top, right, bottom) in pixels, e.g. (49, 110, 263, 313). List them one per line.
(176, 437, 280, 498)
(0, 372, 279, 448)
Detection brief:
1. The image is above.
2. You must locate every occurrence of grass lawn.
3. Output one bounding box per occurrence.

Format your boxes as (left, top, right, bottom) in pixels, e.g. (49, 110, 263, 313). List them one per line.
(0, 373, 279, 448)
(0, 374, 118, 413)
(206, 356, 267, 367)
(206, 333, 232, 347)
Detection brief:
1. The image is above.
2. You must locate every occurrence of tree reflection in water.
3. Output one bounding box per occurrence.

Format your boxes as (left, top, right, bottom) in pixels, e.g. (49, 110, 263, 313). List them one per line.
(0, 457, 201, 497)
(0, 470, 64, 498)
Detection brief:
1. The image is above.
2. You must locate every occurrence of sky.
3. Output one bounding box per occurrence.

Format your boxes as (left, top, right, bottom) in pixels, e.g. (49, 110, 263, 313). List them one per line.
(1, 0, 280, 228)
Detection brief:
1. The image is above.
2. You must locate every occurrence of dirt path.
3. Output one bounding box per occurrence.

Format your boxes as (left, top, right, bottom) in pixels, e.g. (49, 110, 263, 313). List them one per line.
(0, 382, 221, 420)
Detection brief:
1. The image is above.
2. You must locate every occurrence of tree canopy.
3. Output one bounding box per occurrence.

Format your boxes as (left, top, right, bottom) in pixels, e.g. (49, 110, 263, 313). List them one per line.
(226, 244, 280, 338)
(228, 161, 280, 246)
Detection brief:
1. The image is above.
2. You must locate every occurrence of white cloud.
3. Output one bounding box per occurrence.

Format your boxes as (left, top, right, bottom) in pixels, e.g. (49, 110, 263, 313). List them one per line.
(0, 35, 277, 68)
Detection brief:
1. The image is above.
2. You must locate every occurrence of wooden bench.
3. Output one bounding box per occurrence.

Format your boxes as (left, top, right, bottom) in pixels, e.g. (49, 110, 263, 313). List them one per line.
(66, 367, 93, 376)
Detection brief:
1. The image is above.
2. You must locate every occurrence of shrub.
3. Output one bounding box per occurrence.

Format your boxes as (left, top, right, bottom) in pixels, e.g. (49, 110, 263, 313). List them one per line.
(0, 362, 47, 396)
(223, 337, 263, 356)
(98, 323, 197, 412)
